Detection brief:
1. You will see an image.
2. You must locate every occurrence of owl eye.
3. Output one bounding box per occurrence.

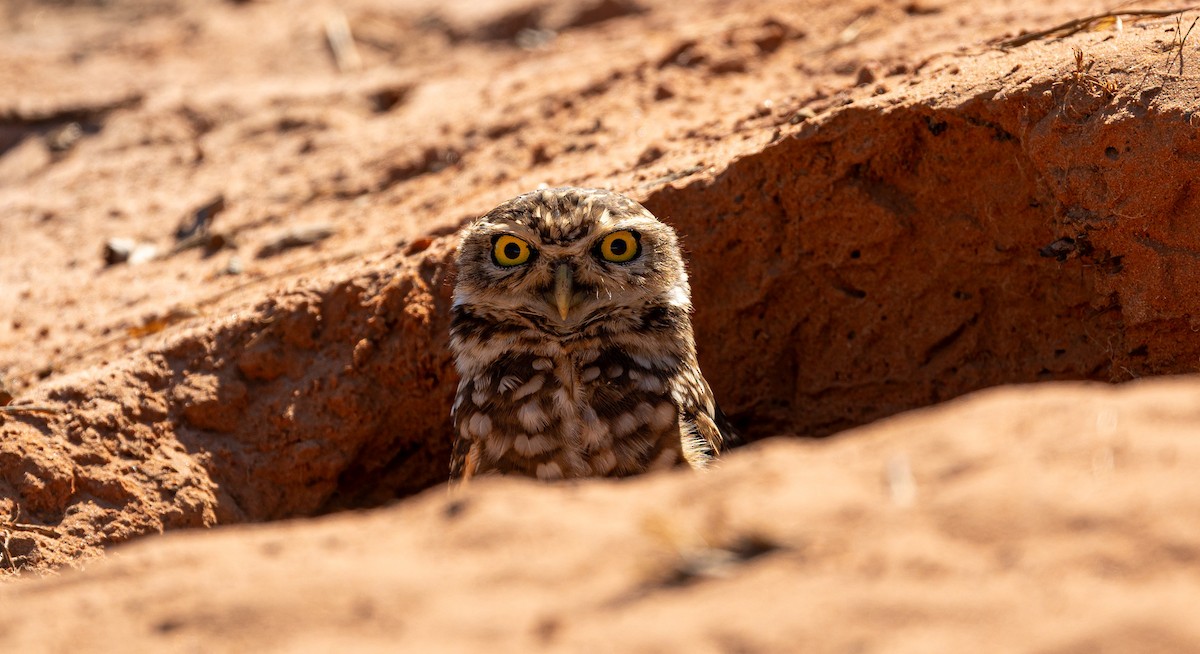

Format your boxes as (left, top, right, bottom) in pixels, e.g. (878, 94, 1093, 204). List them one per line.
(492, 234, 535, 267)
(596, 230, 640, 263)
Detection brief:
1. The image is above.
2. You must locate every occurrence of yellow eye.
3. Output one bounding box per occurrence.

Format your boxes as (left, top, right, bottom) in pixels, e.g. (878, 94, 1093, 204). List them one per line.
(492, 234, 534, 267)
(597, 230, 640, 263)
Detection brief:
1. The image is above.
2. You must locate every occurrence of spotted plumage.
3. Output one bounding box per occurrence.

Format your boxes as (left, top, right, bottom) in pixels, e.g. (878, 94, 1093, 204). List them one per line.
(449, 187, 735, 481)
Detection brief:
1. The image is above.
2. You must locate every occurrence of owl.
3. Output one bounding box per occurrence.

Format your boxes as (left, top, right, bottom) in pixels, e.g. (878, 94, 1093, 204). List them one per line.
(448, 187, 736, 481)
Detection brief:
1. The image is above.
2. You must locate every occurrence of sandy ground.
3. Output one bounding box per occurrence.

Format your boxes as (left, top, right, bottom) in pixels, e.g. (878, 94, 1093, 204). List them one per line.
(2, 0, 1200, 650)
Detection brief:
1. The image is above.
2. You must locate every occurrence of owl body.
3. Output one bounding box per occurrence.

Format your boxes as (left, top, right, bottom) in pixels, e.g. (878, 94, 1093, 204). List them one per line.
(449, 187, 733, 481)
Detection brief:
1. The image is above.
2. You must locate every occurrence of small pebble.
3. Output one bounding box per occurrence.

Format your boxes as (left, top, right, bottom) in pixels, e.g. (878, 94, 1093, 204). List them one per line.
(105, 238, 159, 266)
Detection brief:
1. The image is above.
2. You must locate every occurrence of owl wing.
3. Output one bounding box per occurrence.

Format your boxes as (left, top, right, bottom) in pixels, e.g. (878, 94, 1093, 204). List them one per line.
(673, 370, 738, 467)
(449, 382, 479, 482)
(448, 431, 473, 481)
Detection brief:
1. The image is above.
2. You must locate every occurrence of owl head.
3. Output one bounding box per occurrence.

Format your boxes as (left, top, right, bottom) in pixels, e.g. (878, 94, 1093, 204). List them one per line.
(452, 187, 691, 336)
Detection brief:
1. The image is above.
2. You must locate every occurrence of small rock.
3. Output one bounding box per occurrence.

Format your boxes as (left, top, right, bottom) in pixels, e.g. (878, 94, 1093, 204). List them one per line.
(104, 237, 135, 265)
(636, 145, 665, 167)
(403, 238, 433, 256)
(129, 243, 159, 265)
(515, 28, 557, 50)
(855, 65, 878, 86)
(562, 0, 647, 29)
(368, 85, 411, 113)
(789, 107, 816, 124)
(708, 57, 747, 75)
(105, 238, 160, 266)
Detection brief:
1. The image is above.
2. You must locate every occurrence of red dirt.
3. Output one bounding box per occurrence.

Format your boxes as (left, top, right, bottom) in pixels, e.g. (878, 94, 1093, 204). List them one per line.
(2, 0, 1200, 649)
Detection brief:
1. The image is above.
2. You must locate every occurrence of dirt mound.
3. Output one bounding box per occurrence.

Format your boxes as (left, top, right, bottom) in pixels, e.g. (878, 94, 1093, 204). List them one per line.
(2, 0, 1200, 648)
(4, 378, 1200, 652)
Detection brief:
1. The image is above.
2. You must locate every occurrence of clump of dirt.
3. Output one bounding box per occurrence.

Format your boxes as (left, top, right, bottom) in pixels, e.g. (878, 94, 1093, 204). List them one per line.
(1, 0, 1199, 592)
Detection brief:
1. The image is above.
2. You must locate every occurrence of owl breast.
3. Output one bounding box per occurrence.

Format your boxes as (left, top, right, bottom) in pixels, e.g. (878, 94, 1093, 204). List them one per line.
(452, 327, 688, 480)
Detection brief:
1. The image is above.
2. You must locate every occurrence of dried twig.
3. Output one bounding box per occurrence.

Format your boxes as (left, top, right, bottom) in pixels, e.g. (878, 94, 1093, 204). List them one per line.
(2, 523, 61, 538)
(0, 405, 59, 415)
(325, 11, 363, 73)
(256, 225, 338, 258)
(997, 8, 1198, 48)
(0, 506, 61, 539)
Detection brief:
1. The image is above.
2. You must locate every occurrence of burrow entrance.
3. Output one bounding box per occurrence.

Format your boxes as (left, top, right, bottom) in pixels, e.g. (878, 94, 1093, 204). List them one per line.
(212, 85, 1200, 517)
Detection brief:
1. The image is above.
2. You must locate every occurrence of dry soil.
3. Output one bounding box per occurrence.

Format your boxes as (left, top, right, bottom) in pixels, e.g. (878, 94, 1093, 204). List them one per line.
(2, 0, 1200, 651)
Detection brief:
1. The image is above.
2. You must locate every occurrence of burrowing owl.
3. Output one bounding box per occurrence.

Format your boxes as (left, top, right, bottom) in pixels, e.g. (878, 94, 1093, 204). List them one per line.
(449, 187, 735, 481)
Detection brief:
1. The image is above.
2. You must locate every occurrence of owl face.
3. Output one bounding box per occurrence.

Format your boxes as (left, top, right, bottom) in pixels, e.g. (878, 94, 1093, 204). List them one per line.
(453, 188, 690, 336)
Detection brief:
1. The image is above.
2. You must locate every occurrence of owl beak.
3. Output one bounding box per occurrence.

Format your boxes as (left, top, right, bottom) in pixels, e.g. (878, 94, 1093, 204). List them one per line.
(553, 263, 574, 320)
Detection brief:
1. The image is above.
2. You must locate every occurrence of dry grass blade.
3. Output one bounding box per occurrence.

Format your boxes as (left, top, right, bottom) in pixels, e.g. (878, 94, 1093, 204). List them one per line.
(997, 7, 1198, 48)
(1164, 14, 1198, 74)
(0, 530, 16, 572)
